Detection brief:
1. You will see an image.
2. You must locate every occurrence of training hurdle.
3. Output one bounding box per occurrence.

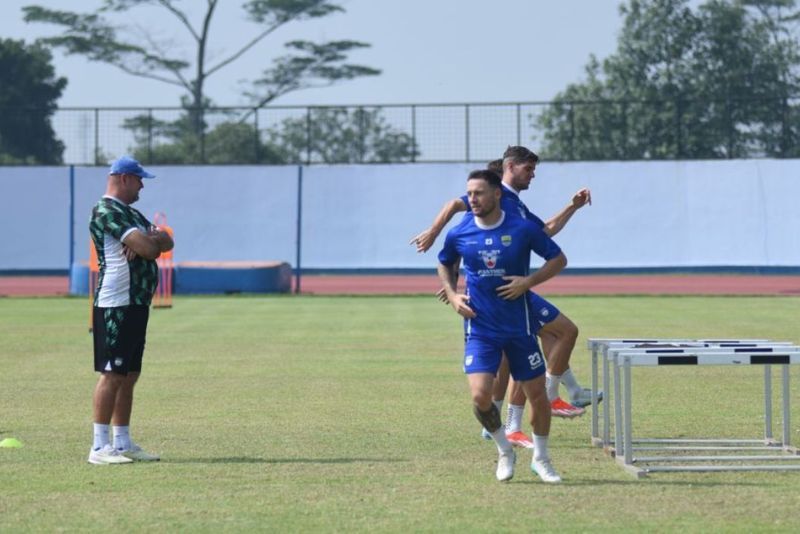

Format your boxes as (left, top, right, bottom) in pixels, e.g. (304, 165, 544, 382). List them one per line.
(588, 338, 800, 477)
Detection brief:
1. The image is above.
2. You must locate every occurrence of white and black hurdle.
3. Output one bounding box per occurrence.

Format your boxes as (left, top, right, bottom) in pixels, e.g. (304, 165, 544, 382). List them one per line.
(587, 338, 800, 477)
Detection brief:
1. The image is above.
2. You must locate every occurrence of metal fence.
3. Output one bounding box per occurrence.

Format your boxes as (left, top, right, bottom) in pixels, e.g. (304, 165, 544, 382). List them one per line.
(12, 98, 800, 165)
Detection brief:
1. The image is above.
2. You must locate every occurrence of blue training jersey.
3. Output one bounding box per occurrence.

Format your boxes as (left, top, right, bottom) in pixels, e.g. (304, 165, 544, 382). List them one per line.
(437, 210, 562, 338)
(460, 183, 546, 228)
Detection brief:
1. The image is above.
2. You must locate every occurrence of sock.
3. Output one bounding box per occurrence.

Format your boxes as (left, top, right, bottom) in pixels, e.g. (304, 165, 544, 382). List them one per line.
(561, 368, 583, 397)
(113, 425, 131, 451)
(533, 433, 549, 462)
(492, 398, 504, 414)
(546, 372, 561, 402)
(93, 423, 110, 450)
(481, 399, 506, 435)
(505, 404, 525, 433)
(491, 428, 512, 454)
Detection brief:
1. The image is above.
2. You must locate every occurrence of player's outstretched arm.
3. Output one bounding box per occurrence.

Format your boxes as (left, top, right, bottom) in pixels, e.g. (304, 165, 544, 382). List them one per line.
(410, 198, 468, 253)
(496, 252, 567, 300)
(437, 263, 475, 318)
(544, 188, 592, 237)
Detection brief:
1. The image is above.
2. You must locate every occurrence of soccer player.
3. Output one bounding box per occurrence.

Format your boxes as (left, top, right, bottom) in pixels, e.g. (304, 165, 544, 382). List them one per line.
(87, 155, 173, 465)
(438, 169, 566, 483)
(412, 147, 597, 437)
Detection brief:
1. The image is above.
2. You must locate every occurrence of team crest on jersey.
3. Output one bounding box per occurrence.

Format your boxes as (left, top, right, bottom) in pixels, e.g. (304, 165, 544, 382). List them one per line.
(479, 249, 500, 269)
(501, 235, 512, 247)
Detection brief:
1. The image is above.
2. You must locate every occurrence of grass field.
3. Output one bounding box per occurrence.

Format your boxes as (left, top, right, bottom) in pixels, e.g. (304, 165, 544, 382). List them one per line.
(2, 295, 800, 532)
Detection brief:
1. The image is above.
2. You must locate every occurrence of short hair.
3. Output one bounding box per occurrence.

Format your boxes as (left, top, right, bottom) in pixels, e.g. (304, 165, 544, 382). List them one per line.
(502, 146, 539, 166)
(467, 169, 501, 189)
(486, 159, 503, 176)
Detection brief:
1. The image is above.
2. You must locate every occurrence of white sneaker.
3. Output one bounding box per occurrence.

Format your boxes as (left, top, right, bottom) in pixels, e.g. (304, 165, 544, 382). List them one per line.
(531, 458, 562, 483)
(496, 449, 516, 482)
(119, 443, 160, 462)
(88, 444, 134, 465)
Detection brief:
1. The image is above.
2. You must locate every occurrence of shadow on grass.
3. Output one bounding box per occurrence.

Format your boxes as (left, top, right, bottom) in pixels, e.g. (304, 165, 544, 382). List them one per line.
(513, 478, 769, 487)
(168, 457, 409, 465)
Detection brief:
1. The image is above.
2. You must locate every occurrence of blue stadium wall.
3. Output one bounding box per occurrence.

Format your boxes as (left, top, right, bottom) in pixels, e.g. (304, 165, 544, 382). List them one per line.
(2, 161, 800, 280)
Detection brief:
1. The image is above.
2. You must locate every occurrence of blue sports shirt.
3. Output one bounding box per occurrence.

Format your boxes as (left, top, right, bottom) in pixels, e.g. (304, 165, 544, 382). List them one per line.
(461, 183, 546, 228)
(438, 210, 562, 338)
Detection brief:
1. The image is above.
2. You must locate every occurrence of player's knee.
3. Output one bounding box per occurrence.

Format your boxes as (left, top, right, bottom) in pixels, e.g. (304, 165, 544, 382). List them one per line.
(471, 389, 493, 410)
(524, 380, 548, 405)
(557, 316, 579, 342)
(99, 372, 125, 386)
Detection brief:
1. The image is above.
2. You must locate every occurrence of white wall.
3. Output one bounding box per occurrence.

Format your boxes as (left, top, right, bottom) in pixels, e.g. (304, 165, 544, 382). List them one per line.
(1, 160, 799, 271)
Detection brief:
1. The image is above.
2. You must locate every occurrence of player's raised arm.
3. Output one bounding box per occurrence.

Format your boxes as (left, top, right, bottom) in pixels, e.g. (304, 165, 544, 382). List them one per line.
(543, 188, 592, 237)
(410, 198, 468, 253)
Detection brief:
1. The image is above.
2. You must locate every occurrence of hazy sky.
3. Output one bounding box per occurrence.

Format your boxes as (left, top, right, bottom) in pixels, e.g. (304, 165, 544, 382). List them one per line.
(1, 0, 625, 108)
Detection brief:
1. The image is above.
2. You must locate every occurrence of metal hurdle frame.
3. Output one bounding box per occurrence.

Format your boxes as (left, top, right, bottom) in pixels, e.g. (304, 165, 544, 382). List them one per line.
(589, 339, 781, 448)
(587, 339, 800, 477)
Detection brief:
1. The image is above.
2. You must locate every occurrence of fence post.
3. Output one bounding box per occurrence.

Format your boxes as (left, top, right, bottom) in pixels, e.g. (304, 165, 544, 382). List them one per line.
(568, 103, 575, 161)
(69, 165, 75, 270)
(294, 165, 303, 294)
(465, 104, 470, 162)
(253, 108, 260, 163)
(305, 108, 312, 165)
(147, 109, 153, 164)
(621, 101, 628, 159)
(675, 98, 683, 159)
(781, 97, 788, 158)
(94, 108, 100, 165)
(358, 107, 366, 163)
(411, 105, 417, 163)
(199, 107, 206, 163)
(727, 95, 734, 158)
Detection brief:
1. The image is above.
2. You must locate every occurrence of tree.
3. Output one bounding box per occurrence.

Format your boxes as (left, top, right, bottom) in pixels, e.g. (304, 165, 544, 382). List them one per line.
(0, 39, 66, 164)
(23, 0, 381, 161)
(265, 107, 418, 163)
(535, 0, 800, 160)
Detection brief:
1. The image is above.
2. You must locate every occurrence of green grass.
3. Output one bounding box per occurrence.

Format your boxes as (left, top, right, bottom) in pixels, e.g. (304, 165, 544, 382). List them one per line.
(1, 295, 800, 532)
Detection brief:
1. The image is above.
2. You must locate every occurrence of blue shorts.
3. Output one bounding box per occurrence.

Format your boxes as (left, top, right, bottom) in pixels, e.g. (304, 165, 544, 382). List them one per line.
(528, 292, 560, 333)
(464, 334, 546, 381)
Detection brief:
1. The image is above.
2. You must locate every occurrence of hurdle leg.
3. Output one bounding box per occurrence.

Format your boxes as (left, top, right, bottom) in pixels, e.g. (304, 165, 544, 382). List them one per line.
(603, 347, 611, 451)
(782, 364, 795, 452)
(614, 355, 623, 458)
(623, 357, 633, 465)
(591, 345, 601, 446)
(764, 365, 774, 443)
(617, 356, 647, 478)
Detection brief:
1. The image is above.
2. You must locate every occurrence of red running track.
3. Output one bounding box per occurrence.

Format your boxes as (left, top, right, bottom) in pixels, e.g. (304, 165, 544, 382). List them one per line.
(3, 274, 800, 297)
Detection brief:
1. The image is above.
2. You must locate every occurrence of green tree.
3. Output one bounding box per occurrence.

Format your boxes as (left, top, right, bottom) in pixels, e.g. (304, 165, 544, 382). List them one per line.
(23, 0, 380, 162)
(265, 108, 418, 163)
(0, 39, 66, 164)
(536, 0, 800, 160)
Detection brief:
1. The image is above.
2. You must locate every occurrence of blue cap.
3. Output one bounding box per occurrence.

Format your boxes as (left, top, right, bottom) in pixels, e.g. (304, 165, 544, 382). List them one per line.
(109, 155, 155, 179)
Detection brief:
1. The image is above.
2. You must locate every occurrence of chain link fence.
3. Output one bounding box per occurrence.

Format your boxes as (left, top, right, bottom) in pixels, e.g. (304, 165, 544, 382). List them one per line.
(15, 98, 800, 165)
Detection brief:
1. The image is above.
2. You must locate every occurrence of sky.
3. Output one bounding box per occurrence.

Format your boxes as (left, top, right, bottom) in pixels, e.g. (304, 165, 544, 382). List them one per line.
(0, 0, 626, 108)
